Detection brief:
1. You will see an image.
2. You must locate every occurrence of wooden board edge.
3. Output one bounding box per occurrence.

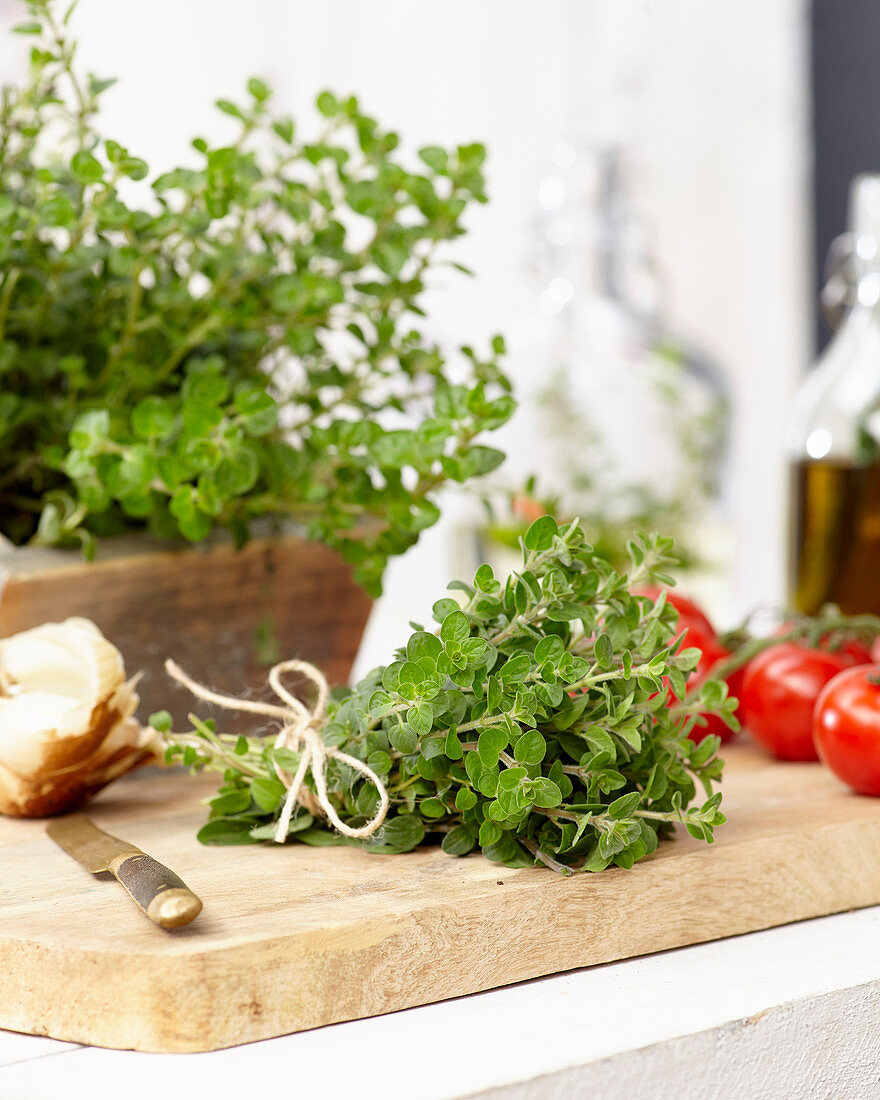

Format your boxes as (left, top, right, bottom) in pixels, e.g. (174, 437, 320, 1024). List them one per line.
(3, 812, 880, 1052)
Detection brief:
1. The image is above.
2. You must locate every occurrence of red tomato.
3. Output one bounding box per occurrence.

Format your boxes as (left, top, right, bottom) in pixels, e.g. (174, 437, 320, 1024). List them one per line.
(741, 642, 860, 761)
(814, 665, 880, 795)
(638, 585, 716, 638)
(680, 625, 737, 744)
(511, 495, 547, 525)
(835, 638, 873, 665)
(726, 664, 747, 714)
(638, 588, 740, 743)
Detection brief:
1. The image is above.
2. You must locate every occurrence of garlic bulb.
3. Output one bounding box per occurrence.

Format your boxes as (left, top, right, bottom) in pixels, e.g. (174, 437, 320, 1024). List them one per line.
(0, 618, 154, 817)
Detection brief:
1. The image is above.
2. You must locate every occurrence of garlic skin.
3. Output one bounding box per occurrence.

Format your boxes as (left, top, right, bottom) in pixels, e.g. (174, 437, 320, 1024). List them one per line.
(0, 618, 154, 818)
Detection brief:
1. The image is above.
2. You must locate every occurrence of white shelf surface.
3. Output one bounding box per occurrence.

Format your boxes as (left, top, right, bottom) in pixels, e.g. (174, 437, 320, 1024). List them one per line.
(2, 906, 880, 1099)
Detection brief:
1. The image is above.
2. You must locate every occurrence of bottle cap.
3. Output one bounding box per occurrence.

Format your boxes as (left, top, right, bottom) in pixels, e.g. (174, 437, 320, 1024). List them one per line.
(849, 174, 880, 267)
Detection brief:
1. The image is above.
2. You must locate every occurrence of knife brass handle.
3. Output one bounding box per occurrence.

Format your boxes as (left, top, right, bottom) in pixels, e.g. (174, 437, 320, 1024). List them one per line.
(108, 852, 203, 930)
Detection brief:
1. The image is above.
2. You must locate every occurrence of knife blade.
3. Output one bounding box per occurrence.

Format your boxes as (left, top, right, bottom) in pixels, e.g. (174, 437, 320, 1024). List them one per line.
(46, 813, 202, 930)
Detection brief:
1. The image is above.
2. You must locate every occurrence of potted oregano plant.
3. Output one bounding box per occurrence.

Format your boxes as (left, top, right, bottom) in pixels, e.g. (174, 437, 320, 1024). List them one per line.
(0, 0, 514, 722)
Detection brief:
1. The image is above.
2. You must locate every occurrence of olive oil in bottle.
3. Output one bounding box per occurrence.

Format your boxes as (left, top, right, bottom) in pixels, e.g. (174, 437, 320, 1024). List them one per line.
(792, 459, 880, 614)
(789, 175, 880, 615)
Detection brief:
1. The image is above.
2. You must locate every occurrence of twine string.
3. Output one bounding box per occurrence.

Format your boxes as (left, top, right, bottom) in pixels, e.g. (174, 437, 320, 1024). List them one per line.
(165, 658, 390, 844)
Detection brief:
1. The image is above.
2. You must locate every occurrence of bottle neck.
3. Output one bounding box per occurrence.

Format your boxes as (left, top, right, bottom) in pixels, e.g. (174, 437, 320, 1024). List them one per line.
(845, 269, 880, 324)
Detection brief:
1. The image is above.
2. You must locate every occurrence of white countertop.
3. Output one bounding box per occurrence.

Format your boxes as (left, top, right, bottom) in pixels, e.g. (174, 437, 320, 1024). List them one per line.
(2, 905, 880, 1100)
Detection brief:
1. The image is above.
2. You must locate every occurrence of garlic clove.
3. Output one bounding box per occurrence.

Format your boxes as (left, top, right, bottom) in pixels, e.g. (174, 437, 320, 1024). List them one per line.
(0, 619, 153, 818)
(0, 693, 94, 774)
(0, 619, 124, 702)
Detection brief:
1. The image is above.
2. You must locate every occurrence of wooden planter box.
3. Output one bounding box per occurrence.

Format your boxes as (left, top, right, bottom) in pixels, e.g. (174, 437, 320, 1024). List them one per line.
(0, 535, 372, 732)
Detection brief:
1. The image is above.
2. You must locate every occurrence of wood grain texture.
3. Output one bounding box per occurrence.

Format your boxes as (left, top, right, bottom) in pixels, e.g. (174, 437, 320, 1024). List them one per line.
(0, 536, 372, 729)
(1, 742, 879, 1053)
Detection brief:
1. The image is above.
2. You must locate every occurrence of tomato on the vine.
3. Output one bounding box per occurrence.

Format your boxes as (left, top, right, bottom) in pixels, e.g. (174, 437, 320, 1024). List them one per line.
(774, 622, 871, 667)
(638, 585, 715, 638)
(726, 664, 747, 716)
(639, 587, 739, 744)
(832, 638, 873, 665)
(741, 642, 867, 761)
(814, 665, 880, 795)
(678, 624, 738, 744)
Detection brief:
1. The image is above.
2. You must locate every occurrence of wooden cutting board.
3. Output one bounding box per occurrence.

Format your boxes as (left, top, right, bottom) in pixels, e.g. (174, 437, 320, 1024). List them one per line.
(2, 742, 880, 1053)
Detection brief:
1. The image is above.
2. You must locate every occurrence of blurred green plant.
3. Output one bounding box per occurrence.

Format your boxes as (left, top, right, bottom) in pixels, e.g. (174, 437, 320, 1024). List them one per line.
(0, 0, 513, 594)
(516, 344, 727, 572)
(481, 477, 701, 576)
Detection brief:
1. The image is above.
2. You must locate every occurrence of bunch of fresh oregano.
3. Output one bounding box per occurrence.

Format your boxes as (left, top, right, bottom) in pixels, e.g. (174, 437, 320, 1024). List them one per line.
(0, 1, 512, 594)
(156, 520, 733, 873)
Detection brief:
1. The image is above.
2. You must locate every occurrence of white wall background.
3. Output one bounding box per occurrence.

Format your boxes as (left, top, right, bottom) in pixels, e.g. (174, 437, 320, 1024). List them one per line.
(0, 0, 813, 673)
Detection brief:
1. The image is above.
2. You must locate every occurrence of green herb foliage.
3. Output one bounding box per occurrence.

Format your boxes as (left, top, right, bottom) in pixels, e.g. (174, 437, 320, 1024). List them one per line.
(158, 521, 733, 873)
(0, 1, 513, 593)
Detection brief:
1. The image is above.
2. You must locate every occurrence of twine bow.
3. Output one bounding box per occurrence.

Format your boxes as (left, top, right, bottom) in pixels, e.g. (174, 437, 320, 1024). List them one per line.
(165, 658, 390, 844)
